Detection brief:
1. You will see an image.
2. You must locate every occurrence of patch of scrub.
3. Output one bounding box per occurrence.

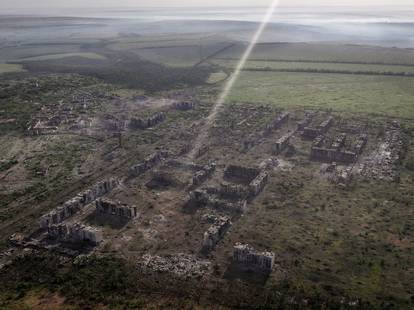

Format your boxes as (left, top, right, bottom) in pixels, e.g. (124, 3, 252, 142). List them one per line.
(207, 71, 228, 84)
(0, 64, 25, 74)
(20, 52, 107, 61)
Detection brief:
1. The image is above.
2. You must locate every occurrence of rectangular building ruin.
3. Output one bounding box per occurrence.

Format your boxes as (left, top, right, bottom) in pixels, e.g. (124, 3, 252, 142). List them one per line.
(272, 133, 292, 155)
(202, 215, 232, 253)
(224, 165, 261, 184)
(129, 112, 166, 130)
(190, 189, 248, 213)
(303, 116, 333, 139)
(192, 162, 216, 186)
(233, 243, 275, 273)
(129, 151, 169, 177)
(264, 112, 290, 135)
(47, 223, 103, 245)
(248, 171, 269, 197)
(39, 178, 120, 229)
(95, 198, 139, 219)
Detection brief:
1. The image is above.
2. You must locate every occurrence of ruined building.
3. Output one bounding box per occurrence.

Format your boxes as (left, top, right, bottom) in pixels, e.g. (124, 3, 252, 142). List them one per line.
(40, 178, 120, 229)
(190, 189, 248, 213)
(95, 198, 139, 219)
(264, 112, 290, 135)
(192, 162, 216, 186)
(272, 132, 293, 155)
(202, 215, 232, 253)
(303, 116, 333, 139)
(173, 101, 195, 111)
(129, 151, 169, 177)
(297, 112, 316, 132)
(224, 165, 261, 184)
(129, 112, 166, 129)
(233, 243, 275, 273)
(48, 223, 103, 245)
(248, 171, 269, 197)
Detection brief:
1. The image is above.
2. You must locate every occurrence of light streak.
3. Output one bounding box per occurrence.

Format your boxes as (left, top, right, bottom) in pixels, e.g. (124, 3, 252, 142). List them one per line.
(188, 0, 280, 160)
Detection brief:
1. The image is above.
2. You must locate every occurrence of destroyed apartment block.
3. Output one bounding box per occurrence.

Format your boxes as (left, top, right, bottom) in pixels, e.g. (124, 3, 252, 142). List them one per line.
(302, 116, 334, 139)
(201, 215, 232, 253)
(264, 112, 290, 135)
(96, 198, 139, 219)
(189, 189, 248, 213)
(173, 101, 195, 111)
(224, 165, 262, 184)
(129, 151, 169, 177)
(297, 112, 316, 132)
(47, 223, 103, 245)
(191, 162, 216, 186)
(248, 171, 269, 197)
(272, 132, 294, 155)
(129, 112, 166, 129)
(233, 243, 275, 273)
(39, 178, 120, 229)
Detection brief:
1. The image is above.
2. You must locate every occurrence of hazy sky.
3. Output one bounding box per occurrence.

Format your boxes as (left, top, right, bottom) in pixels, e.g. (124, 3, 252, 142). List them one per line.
(2, 0, 413, 9)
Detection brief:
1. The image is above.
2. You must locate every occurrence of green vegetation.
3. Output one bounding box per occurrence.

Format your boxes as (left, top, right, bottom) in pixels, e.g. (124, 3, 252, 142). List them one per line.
(0, 64, 25, 74)
(20, 52, 107, 61)
(226, 71, 414, 119)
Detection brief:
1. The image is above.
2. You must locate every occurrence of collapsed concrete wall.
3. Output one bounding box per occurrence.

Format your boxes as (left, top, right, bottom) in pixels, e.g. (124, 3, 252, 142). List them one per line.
(48, 223, 103, 245)
(233, 243, 275, 273)
(303, 116, 333, 139)
(129, 151, 169, 177)
(192, 162, 216, 186)
(264, 112, 290, 135)
(129, 112, 166, 130)
(224, 165, 261, 184)
(190, 189, 248, 213)
(173, 101, 195, 111)
(95, 198, 139, 219)
(297, 112, 315, 132)
(40, 178, 120, 229)
(310, 147, 357, 164)
(353, 134, 368, 154)
(272, 133, 292, 155)
(202, 215, 232, 253)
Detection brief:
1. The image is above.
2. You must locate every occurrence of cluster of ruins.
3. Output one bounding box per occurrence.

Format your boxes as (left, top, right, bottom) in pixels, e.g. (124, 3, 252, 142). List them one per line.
(191, 162, 216, 186)
(233, 243, 275, 273)
(173, 101, 195, 111)
(40, 178, 120, 229)
(95, 198, 139, 219)
(224, 165, 269, 198)
(190, 187, 248, 213)
(272, 132, 294, 155)
(47, 223, 103, 245)
(129, 151, 169, 177)
(201, 215, 232, 253)
(129, 112, 166, 130)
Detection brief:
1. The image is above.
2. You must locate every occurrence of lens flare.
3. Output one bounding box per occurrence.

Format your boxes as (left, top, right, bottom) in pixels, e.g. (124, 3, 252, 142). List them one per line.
(188, 0, 280, 160)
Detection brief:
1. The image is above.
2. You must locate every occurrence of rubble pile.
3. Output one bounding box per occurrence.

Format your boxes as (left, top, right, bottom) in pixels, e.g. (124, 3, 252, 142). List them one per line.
(48, 223, 103, 245)
(201, 215, 232, 253)
(40, 178, 120, 229)
(361, 123, 403, 181)
(139, 254, 211, 278)
(96, 198, 139, 219)
(296, 112, 316, 132)
(129, 151, 169, 177)
(233, 243, 275, 273)
(129, 112, 166, 129)
(192, 162, 216, 186)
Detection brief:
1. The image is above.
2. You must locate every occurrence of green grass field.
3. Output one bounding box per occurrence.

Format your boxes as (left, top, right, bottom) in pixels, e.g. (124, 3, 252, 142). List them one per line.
(225, 71, 414, 119)
(20, 52, 107, 61)
(0, 64, 25, 74)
